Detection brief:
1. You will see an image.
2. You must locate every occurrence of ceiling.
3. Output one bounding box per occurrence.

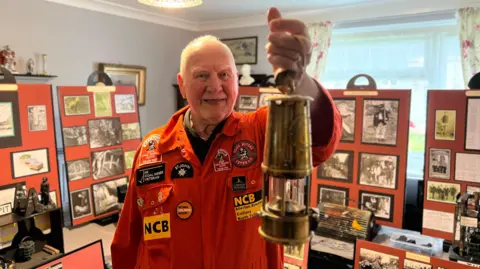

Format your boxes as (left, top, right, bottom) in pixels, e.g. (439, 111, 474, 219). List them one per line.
(46, 0, 480, 31)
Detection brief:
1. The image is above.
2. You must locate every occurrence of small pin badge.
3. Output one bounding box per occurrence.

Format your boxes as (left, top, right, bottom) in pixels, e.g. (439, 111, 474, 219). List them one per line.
(137, 197, 144, 208)
(158, 192, 163, 203)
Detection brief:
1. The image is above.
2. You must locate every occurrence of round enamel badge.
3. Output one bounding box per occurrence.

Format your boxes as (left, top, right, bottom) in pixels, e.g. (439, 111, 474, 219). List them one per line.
(232, 140, 257, 168)
(176, 201, 193, 220)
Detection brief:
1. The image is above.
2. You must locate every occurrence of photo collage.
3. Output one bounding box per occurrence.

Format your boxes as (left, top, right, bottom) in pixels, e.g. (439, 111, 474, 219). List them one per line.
(315, 91, 410, 229)
(58, 86, 141, 225)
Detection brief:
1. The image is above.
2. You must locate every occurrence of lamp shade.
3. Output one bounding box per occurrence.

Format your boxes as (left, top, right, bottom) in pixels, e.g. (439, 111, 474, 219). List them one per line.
(138, 0, 203, 8)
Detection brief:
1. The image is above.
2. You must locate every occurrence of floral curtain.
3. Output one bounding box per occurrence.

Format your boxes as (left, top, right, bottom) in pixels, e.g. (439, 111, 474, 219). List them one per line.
(459, 8, 480, 87)
(306, 21, 334, 81)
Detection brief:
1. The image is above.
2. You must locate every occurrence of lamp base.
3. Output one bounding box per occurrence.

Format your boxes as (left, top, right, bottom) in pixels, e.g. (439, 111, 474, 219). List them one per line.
(258, 209, 311, 246)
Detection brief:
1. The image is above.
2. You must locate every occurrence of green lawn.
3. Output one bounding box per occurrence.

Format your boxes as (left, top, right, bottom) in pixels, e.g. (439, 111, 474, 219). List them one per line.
(408, 133, 425, 153)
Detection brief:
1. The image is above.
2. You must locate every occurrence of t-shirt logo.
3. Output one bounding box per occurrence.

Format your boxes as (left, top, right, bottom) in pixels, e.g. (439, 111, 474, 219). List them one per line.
(213, 149, 232, 172)
(171, 162, 193, 179)
(232, 140, 257, 168)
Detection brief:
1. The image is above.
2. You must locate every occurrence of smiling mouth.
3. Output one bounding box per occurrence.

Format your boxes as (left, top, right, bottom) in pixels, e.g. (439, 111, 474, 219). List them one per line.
(202, 98, 227, 105)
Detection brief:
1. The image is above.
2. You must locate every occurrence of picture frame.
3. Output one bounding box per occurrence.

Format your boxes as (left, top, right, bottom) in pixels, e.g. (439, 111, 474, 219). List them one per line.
(434, 109, 456, 141)
(91, 176, 128, 216)
(358, 152, 399, 190)
(317, 185, 349, 206)
(465, 97, 480, 150)
(70, 188, 92, 220)
(11, 148, 51, 179)
(221, 36, 258, 65)
(316, 150, 354, 183)
(359, 248, 399, 269)
(98, 63, 146, 105)
(0, 91, 22, 149)
(428, 148, 451, 180)
(426, 180, 460, 204)
(361, 99, 399, 146)
(359, 190, 394, 222)
(333, 98, 356, 142)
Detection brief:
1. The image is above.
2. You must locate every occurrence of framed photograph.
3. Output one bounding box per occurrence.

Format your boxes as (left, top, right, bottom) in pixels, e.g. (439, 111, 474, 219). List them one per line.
(124, 150, 136, 170)
(92, 176, 128, 216)
(0, 92, 22, 149)
(62, 126, 88, 147)
(63, 95, 91, 116)
(429, 148, 451, 179)
(27, 105, 47, 132)
(114, 94, 136, 114)
(66, 158, 91, 181)
(259, 92, 280, 107)
(284, 243, 305, 260)
(221, 36, 258, 65)
(91, 148, 125, 180)
(404, 259, 432, 269)
(121, 122, 141, 141)
(0, 182, 26, 216)
(359, 248, 399, 269)
(359, 190, 394, 222)
(93, 92, 112, 117)
(358, 153, 398, 190)
(467, 185, 480, 194)
(426, 180, 461, 204)
(317, 185, 349, 206)
(434, 110, 456, 141)
(317, 150, 354, 182)
(455, 153, 480, 183)
(88, 118, 122, 149)
(70, 188, 92, 220)
(333, 99, 356, 142)
(238, 95, 258, 110)
(283, 263, 301, 269)
(99, 63, 146, 105)
(465, 98, 480, 150)
(361, 99, 399, 146)
(11, 148, 50, 179)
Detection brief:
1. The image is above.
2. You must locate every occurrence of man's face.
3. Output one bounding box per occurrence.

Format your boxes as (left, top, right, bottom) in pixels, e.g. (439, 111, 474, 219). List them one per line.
(178, 42, 238, 125)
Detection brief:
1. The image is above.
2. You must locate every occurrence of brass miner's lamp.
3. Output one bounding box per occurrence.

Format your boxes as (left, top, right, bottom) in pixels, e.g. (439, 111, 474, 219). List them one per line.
(257, 70, 314, 246)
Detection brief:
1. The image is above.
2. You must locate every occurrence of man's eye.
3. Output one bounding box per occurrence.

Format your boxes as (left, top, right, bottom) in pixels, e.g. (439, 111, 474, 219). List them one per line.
(196, 73, 209, 79)
(220, 72, 231, 80)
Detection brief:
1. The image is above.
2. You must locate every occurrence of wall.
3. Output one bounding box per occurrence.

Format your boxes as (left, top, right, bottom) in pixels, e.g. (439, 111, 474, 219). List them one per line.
(203, 25, 272, 75)
(1, 0, 195, 138)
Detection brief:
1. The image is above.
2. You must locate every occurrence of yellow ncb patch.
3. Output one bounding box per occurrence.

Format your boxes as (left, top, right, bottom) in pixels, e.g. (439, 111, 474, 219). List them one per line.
(143, 213, 171, 241)
(233, 190, 262, 221)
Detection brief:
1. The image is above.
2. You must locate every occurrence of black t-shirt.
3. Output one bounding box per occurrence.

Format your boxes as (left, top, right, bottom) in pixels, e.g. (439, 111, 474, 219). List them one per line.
(183, 109, 227, 164)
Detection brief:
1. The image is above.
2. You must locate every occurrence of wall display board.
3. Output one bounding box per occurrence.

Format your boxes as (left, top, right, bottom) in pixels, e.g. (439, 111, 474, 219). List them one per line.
(312, 87, 411, 229)
(57, 85, 141, 226)
(35, 239, 105, 269)
(355, 239, 480, 269)
(0, 83, 61, 212)
(422, 90, 480, 241)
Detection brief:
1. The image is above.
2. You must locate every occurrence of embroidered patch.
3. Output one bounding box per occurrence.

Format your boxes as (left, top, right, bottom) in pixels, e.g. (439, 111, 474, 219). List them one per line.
(139, 134, 162, 166)
(213, 149, 232, 172)
(176, 201, 193, 220)
(232, 140, 257, 168)
(233, 190, 262, 221)
(136, 164, 165, 186)
(143, 213, 171, 241)
(232, 176, 247, 192)
(171, 162, 193, 179)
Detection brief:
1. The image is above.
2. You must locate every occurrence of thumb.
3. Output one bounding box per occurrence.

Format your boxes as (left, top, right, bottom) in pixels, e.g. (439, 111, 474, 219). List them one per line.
(267, 7, 281, 24)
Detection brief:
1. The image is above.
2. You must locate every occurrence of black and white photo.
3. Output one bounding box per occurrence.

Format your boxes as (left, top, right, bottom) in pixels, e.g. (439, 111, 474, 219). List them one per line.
(318, 185, 348, 206)
(114, 94, 136, 114)
(362, 99, 399, 146)
(121, 122, 141, 141)
(67, 158, 91, 181)
(426, 181, 460, 204)
(435, 110, 456, 141)
(284, 244, 304, 260)
(359, 248, 399, 269)
(0, 102, 14, 138)
(403, 259, 432, 269)
(334, 99, 355, 142)
(360, 191, 394, 222)
(238, 95, 258, 110)
(27, 105, 47, 131)
(70, 188, 92, 220)
(88, 118, 122, 149)
(429, 148, 451, 179)
(91, 148, 125, 180)
(92, 176, 128, 216)
(317, 150, 353, 182)
(259, 93, 280, 107)
(359, 153, 398, 190)
(62, 126, 88, 147)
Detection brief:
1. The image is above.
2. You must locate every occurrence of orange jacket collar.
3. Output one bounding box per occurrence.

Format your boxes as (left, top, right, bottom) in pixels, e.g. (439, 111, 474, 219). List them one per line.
(157, 105, 241, 154)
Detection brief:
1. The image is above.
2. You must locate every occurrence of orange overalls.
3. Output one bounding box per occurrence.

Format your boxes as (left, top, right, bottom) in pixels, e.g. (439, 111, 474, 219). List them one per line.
(111, 85, 342, 269)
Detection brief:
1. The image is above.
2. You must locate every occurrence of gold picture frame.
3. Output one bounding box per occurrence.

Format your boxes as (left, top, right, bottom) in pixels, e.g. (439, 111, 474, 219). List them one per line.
(98, 63, 146, 105)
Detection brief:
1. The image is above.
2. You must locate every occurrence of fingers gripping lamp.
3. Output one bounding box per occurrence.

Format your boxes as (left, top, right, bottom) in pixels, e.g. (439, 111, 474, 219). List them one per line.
(257, 70, 314, 246)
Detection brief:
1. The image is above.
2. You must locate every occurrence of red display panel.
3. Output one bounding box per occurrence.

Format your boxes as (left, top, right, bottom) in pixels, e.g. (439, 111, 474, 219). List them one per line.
(422, 90, 480, 241)
(35, 240, 105, 269)
(57, 86, 141, 226)
(355, 239, 479, 269)
(0, 84, 61, 208)
(312, 89, 411, 229)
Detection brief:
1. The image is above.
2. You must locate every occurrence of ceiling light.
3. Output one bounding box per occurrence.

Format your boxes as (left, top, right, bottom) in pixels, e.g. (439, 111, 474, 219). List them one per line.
(138, 0, 202, 8)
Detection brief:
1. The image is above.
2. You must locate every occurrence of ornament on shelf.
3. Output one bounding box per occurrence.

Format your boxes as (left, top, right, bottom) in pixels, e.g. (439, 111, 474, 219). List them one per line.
(26, 58, 34, 75)
(0, 45, 18, 74)
(239, 64, 255, 86)
(41, 54, 48, 75)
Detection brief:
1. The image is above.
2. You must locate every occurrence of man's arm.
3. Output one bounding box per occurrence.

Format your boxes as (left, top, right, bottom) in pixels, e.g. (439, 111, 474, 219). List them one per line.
(111, 150, 142, 269)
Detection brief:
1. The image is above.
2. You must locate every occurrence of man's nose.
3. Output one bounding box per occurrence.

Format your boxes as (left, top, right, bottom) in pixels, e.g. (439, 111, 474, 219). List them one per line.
(206, 76, 223, 92)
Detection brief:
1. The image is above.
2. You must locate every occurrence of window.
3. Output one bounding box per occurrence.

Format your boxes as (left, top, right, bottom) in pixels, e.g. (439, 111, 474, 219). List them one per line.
(322, 21, 464, 179)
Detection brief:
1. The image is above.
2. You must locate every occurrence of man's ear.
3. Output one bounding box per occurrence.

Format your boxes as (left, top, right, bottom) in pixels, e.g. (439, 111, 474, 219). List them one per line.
(177, 73, 186, 99)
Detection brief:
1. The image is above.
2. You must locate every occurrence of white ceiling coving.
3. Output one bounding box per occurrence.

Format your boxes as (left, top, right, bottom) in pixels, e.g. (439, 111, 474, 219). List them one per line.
(45, 0, 480, 31)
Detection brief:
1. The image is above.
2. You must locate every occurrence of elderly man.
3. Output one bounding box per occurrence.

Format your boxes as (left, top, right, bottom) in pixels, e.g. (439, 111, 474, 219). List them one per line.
(111, 7, 341, 269)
